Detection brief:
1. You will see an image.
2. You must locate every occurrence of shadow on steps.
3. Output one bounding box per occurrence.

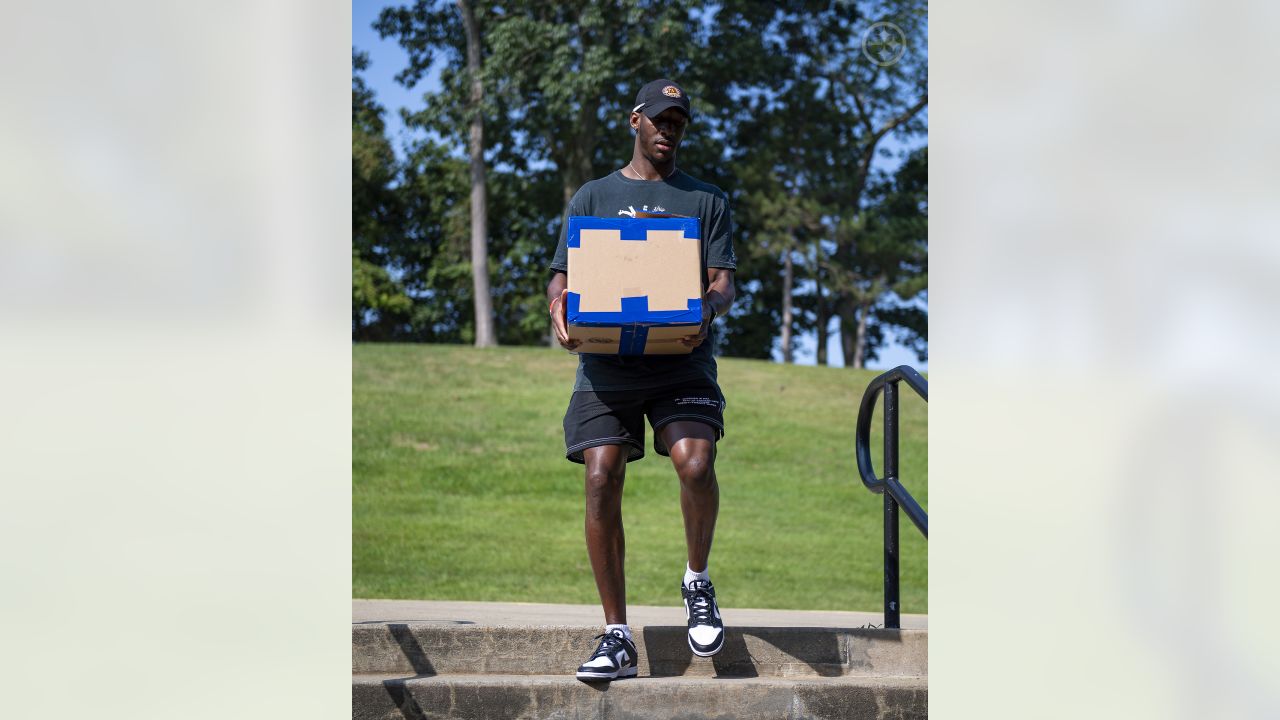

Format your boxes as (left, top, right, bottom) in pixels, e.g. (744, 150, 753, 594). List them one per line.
(644, 626, 890, 678)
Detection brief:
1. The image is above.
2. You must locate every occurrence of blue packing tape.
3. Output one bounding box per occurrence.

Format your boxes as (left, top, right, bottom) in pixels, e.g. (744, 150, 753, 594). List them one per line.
(617, 325, 649, 355)
(566, 216, 700, 248)
(566, 292, 702, 325)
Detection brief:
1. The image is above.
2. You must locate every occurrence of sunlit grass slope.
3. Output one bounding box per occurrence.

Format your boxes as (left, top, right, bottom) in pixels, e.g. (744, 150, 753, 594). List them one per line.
(354, 343, 927, 613)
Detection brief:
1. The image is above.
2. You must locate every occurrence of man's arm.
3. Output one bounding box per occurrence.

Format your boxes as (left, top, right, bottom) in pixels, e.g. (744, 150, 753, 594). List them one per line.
(683, 268, 736, 348)
(704, 267, 736, 318)
(547, 272, 579, 350)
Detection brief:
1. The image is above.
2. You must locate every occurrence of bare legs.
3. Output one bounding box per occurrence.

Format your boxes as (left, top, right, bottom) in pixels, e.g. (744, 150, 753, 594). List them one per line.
(659, 421, 719, 574)
(583, 445, 628, 625)
(581, 421, 720, 624)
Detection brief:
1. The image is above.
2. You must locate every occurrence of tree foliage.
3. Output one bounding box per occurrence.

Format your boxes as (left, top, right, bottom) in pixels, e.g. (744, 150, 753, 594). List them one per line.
(354, 0, 928, 364)
(352, 50, 413, 339)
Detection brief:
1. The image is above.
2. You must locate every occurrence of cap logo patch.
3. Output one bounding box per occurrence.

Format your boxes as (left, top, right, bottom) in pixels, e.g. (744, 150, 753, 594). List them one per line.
(662, 86, 682, 98)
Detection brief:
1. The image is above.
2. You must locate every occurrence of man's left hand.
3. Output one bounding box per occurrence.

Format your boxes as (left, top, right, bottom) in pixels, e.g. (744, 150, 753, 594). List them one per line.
(681, 299, 715, 348)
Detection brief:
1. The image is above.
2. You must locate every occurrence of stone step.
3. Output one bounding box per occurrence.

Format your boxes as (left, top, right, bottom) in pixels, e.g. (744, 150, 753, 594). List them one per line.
(352, 623, 927, 679)
(352, 672, 928, 720)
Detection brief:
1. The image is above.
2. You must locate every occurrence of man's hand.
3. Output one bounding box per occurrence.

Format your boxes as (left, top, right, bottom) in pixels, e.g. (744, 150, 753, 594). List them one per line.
(683, 270, 734, 349)
(681, 296, 715, 348)
(550, 288, 581, 351)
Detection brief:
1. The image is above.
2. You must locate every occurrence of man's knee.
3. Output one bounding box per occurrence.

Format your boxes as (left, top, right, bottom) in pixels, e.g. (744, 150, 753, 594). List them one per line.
(673, 450, 715, 491)
(584, 463, 625, 499)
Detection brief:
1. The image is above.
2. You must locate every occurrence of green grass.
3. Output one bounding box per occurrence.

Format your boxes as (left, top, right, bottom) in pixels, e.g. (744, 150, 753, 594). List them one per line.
(354, 343, 927, 613)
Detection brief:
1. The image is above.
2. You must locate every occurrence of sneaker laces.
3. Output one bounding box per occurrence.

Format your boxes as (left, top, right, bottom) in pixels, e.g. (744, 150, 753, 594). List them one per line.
(685, 582, 715, 624)
(591, 631, 626, 659)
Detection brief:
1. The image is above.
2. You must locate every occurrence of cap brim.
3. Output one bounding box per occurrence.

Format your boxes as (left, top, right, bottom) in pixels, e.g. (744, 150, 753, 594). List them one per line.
(639, 99, 691, 120)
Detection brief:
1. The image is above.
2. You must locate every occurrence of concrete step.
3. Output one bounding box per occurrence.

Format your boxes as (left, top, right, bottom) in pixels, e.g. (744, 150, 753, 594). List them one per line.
(351, 601, 927, 718)
(352, 672, 928, 720)
(353, 623, 927, 679)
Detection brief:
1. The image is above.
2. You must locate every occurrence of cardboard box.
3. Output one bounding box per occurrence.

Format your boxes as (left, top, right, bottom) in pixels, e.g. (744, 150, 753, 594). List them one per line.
(566, 216, 703, 355)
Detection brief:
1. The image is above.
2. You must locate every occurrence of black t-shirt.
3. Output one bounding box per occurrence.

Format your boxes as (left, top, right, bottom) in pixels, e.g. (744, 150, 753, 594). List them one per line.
(551, 170, 737, 392)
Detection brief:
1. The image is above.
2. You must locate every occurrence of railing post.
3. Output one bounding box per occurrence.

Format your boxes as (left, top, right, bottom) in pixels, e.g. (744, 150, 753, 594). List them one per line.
(883, 380, 900, 629)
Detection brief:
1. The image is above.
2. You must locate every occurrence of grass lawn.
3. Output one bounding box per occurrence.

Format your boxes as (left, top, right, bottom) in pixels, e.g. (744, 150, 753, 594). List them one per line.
(353, 343, 927, 614)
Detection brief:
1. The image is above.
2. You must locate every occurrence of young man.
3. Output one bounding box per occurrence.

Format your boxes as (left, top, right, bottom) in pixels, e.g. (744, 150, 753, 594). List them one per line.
(547, 78, 737, 681)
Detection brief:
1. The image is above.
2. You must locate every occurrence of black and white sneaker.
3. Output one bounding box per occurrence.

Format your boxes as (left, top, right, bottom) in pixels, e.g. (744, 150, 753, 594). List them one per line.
(681, 579, 725, 656)
(575, 629, 639, 681)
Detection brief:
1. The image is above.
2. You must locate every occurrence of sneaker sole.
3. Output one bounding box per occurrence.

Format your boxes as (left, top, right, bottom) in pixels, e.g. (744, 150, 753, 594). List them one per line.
(688, 634, 724, 657)
(575, 666, 638, 681)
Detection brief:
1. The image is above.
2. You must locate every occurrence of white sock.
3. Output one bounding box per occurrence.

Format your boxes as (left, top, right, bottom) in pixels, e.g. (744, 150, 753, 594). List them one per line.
(605, 623, 632, 642)
(684, 563, 710, 587)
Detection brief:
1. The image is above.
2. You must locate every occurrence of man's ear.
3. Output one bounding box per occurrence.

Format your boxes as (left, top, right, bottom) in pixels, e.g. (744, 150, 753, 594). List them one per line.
(629, 111, 640, 131)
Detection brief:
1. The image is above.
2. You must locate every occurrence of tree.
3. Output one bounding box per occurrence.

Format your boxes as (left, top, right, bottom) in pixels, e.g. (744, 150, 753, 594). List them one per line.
(377, 0, 767, 347)
(732, 2, 926, 367)
(456, 0, 497, 347)
(707, 4, 856, 360)
(827, 3, 927, 367)
(734, 135, 827, 362)
(857, 145, 928, 364)
(395, 138, 472, 342)
(362, 0, 929, 363)
(352, 49, 413, 340)
(482, 2, 704, 205)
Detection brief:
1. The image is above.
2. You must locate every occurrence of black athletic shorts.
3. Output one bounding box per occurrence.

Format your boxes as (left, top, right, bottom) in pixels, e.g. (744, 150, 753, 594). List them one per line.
(562, 381, 726, 464)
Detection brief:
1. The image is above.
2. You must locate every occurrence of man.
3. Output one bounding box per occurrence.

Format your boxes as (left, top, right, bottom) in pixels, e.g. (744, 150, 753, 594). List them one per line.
(547, 78, 737, 682)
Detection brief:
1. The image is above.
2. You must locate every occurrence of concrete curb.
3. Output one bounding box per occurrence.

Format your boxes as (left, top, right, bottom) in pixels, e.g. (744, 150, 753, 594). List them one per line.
(351, 600, 929, 719)
(353, 623, 927, 678)
(354, 673, 928, 720)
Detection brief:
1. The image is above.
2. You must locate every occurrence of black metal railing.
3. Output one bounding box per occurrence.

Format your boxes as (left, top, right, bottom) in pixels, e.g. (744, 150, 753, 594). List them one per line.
(855, 365, 928, 629)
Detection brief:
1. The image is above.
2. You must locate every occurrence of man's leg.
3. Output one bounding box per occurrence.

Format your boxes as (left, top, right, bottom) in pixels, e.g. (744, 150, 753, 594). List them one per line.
(565, 390, 643, 681)
(659, 420, 725, 656)
(583, 444, 629, 625)
(659, 420, 719, 572)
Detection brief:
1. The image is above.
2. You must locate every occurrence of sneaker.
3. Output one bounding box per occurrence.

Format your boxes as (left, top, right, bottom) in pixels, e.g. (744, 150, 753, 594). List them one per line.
(575, 629, 639, 681)
(681, 579, 725, 656)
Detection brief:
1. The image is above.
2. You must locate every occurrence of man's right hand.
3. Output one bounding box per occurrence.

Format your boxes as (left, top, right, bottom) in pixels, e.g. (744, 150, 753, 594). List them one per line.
(550, 288, 581, 350)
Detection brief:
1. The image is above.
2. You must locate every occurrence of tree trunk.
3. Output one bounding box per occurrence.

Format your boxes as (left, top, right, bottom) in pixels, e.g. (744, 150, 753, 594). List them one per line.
(550, 154, 586, 349)
(558, 119, 596, 206)
(572, 109, 594, 195)
(551, 148, 588, 350)
(562, 174, 577, 210)
(551, 62, 597, 349)
(838, 295, 857, 368)
(556, 25, 598, 212)
(571, 25, 597, 198)
(814, 253, 828, 366)
(852, 300, 871, 369)
(459, 0, 496, 348)
(780, 248, 793, 363)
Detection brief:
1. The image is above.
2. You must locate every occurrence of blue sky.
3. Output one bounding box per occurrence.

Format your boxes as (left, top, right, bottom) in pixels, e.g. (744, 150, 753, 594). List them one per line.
(353, 0, 927, 371)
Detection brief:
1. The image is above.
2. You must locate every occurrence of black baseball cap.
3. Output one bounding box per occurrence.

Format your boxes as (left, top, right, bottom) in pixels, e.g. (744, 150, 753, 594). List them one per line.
(631, 79, 691, 121)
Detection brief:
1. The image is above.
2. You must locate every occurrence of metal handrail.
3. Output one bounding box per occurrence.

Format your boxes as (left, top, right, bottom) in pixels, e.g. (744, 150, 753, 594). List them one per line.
(855, 365, 928, 629)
